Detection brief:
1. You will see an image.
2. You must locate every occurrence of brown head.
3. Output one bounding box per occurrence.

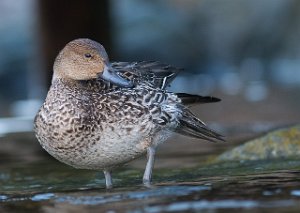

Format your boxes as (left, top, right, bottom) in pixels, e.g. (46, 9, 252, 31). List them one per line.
(53, 38, 132, 87)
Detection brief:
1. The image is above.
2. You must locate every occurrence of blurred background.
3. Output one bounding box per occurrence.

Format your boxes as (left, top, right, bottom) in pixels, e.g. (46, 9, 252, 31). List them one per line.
(0, 0, 300, 138)
(1, 2, 300, 210)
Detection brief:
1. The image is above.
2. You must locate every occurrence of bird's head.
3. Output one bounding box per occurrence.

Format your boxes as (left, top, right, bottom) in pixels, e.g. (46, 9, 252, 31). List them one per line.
(53, 38, 132, 87)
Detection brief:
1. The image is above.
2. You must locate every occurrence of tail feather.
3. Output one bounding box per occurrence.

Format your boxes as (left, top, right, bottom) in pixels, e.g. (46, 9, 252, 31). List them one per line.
(176, 108, 225, 142)
(177, 93, 221, 105)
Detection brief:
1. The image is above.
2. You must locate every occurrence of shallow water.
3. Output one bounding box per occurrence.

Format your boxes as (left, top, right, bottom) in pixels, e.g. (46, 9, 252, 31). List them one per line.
(1, 131, 300, 212)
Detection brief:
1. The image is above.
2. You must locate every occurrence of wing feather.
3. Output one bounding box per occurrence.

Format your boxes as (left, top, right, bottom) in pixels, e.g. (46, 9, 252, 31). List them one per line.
(112, 61, 182, 89)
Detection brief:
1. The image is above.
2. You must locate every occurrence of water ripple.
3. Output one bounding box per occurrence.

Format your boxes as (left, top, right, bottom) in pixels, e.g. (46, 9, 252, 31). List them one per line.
(144, 199, 296, 213)
(55, 185, 210, 205)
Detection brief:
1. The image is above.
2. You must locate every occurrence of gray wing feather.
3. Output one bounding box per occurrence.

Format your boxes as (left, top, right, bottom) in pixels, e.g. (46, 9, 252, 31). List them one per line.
(112, 61, 182, 89)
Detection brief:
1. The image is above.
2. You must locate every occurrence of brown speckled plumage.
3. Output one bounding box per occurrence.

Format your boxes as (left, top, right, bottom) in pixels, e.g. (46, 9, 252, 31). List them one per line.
(34, 38, 224, 188)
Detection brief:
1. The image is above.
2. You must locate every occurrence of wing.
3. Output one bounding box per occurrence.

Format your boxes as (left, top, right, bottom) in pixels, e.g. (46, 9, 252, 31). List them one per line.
(112, 61, 182, 89)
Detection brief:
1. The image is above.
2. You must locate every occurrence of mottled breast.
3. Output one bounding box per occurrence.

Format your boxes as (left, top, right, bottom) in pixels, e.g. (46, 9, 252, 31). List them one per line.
(34, 80, 181, 169)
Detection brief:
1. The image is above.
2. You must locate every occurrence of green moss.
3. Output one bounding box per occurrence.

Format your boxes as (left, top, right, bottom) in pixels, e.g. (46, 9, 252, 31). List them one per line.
(216, 125, 300, 162)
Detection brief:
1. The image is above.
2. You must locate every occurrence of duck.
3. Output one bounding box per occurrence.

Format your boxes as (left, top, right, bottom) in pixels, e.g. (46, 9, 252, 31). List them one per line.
(34, 38, 224, 189)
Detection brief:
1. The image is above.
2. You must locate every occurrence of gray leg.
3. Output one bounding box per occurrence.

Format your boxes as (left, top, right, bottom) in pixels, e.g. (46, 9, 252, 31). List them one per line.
(143, 146, 156, 187)
(103, 170, 113, 189)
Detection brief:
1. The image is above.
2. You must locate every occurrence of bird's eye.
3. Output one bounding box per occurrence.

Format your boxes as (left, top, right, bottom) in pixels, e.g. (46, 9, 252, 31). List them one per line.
(85, 53, 92, 58)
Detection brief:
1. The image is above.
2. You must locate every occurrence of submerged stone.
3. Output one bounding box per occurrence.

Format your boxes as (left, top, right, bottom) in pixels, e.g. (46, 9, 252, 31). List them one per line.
(217, 125, 300, 161)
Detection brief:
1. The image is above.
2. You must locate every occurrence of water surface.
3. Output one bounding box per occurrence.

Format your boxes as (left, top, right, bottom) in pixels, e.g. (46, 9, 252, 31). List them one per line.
(1, 130, 300, 212)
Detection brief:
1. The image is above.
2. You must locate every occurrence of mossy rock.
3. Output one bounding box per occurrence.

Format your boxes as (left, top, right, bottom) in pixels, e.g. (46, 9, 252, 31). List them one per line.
(217, 125, 300, 161)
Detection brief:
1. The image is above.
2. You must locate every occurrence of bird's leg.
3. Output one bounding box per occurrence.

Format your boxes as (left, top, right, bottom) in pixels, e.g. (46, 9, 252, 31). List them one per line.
(103, 170, 113, 189)
(143, 146, 156, 187)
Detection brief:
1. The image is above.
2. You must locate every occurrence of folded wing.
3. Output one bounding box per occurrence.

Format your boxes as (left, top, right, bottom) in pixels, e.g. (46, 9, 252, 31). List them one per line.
(112, 61, 182, 89)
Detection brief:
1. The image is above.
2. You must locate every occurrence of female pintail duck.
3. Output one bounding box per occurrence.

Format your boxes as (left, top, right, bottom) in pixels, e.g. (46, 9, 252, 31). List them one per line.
(34, 38, 224, 189)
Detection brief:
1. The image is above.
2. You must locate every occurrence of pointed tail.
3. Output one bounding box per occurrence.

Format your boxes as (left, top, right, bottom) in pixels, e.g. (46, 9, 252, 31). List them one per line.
(175, 108, 225, 142)
(176, 93, 221, 105)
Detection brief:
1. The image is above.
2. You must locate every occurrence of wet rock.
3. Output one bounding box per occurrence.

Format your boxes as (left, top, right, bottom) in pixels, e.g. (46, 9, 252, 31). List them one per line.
(217, 125, 300, 161)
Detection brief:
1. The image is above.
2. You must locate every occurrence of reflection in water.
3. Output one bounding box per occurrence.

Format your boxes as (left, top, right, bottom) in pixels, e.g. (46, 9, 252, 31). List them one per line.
(54, 186, 210, 205)
(31, 193, 55, 201)
(144, 200, 296, 213)
(291, 190, 300, 197)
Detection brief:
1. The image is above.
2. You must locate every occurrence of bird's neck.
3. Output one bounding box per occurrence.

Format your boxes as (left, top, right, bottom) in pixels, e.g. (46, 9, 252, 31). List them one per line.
(51, 77, 115, 94)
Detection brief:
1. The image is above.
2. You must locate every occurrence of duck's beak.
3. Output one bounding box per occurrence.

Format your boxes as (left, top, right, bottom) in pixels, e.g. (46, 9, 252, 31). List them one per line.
(99, 65, 133, 88)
